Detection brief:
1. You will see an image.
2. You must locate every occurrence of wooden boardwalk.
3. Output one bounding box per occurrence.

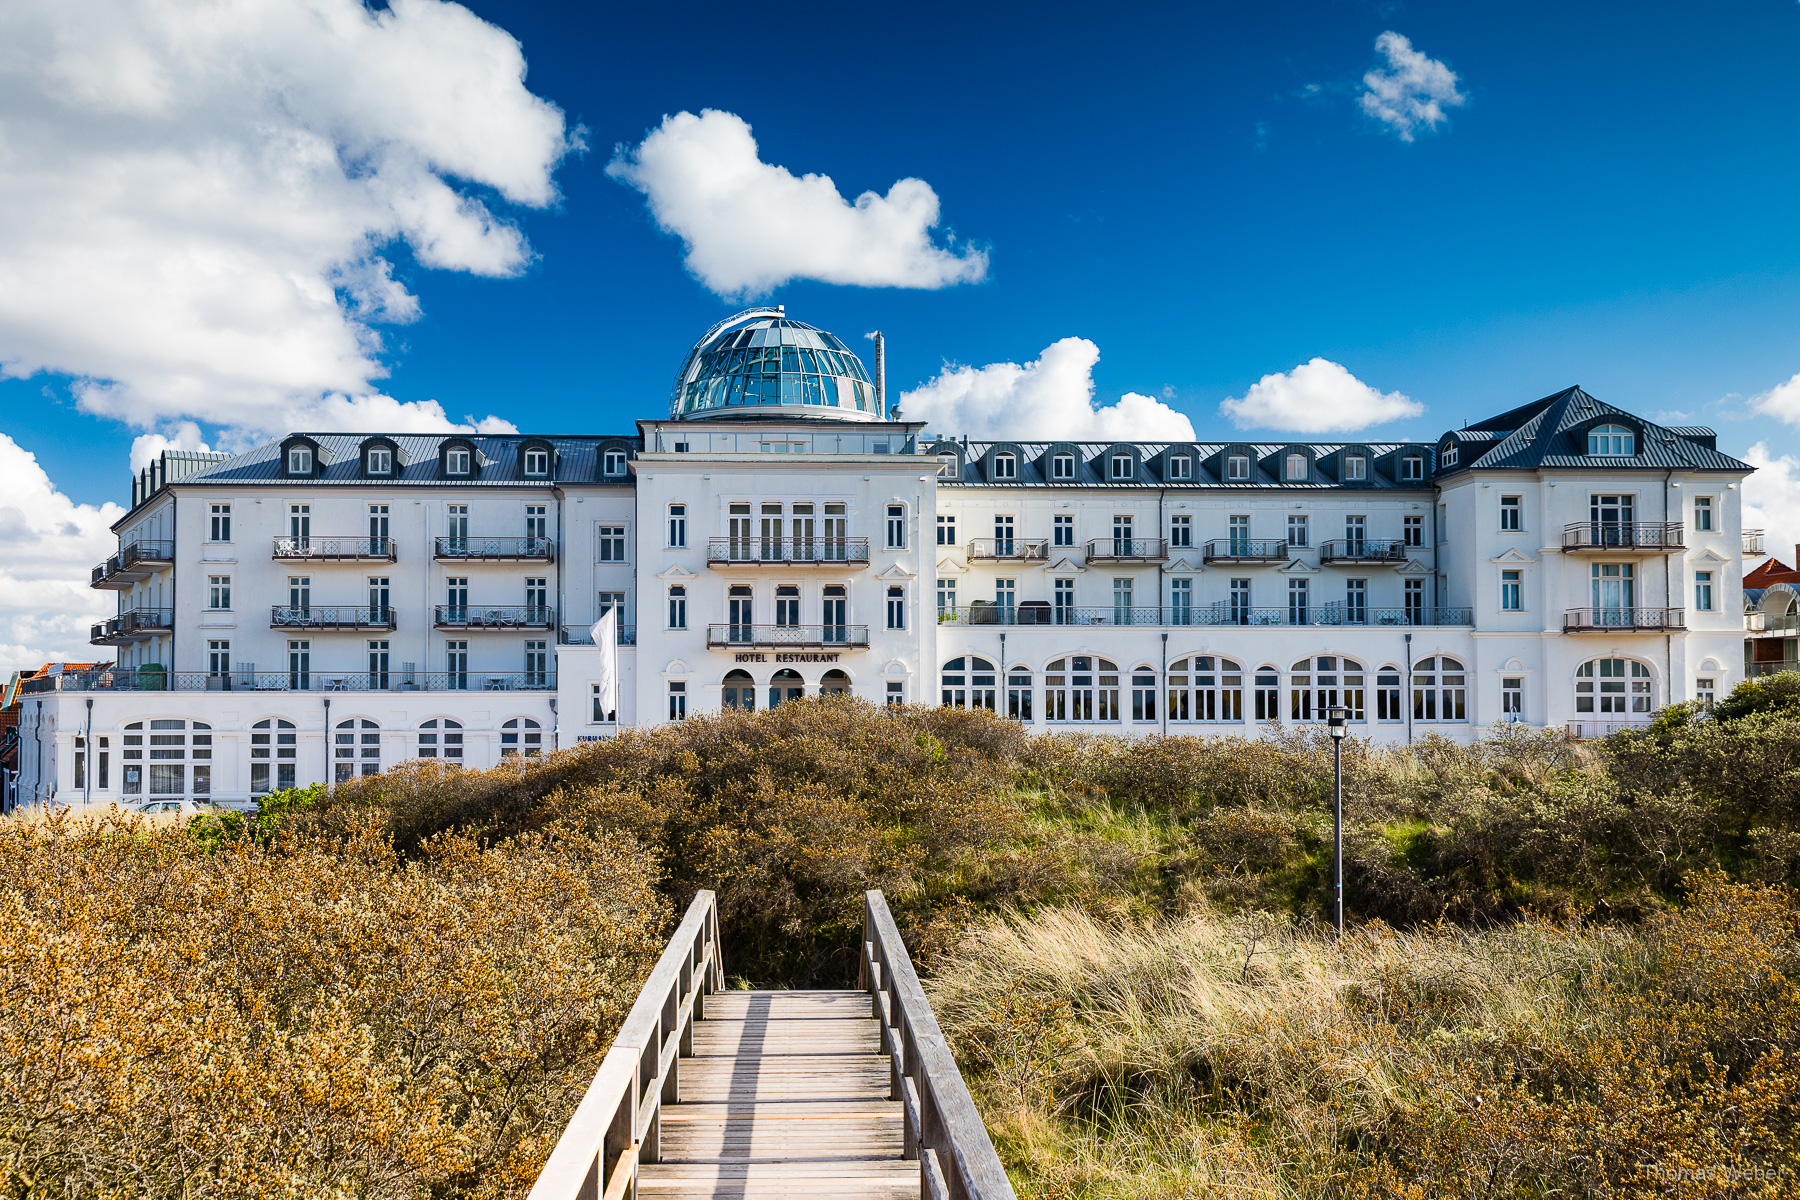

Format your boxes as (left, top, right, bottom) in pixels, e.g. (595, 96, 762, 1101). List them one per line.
(637, 989, 914, 1199)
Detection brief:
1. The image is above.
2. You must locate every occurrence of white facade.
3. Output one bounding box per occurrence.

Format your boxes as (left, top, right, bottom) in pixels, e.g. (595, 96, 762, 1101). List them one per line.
(11, 313, 1756, 809)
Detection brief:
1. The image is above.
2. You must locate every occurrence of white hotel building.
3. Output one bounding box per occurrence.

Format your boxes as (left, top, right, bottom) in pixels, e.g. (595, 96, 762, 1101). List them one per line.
(10, 308, 1758, 808)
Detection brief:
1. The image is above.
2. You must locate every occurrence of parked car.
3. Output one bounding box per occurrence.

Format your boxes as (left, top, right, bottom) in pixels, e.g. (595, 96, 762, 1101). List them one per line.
(129, 799, 229, 817)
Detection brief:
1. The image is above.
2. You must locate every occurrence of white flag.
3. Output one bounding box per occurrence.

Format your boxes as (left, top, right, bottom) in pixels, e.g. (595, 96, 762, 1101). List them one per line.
(590, 609, 618, 721)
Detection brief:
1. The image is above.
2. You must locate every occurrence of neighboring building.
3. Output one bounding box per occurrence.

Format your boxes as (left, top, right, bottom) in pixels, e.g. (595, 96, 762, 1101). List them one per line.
(1744, 548, 1799, 681)
(9, 307, 1758, 807)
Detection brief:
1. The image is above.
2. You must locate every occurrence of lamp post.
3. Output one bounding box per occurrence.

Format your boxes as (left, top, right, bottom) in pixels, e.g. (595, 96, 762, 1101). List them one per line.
(1326, 705, 1348, 938)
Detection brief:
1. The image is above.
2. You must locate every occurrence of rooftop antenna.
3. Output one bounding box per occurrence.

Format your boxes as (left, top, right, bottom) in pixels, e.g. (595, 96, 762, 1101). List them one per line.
(865, 330, 886, 416)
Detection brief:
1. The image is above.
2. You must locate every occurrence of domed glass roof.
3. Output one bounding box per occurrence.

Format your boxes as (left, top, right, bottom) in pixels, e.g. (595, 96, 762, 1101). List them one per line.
(670, 307, 881, 421)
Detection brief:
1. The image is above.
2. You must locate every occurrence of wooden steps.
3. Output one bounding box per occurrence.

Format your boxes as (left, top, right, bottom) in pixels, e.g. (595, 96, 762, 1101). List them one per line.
(636, 989, 912, 1199)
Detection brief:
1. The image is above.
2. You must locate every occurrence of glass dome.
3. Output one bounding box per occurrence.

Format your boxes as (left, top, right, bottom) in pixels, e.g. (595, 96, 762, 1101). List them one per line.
(670, 307, 881, 421)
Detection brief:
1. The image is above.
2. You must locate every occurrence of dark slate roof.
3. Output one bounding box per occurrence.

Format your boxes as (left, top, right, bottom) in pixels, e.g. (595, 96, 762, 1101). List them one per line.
(943, 440, 1433, 488)
(174, 433, 642, 487)
(1438, 387, 1751, 474)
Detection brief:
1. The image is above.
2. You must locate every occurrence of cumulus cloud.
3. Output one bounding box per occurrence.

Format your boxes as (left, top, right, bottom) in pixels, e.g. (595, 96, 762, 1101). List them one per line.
(0, 0, 573, 443)
(0, 434, 124, 677)
(607, 109, 987, 298)
(1219, 358, 1423, 433)
(899, 338, 1195, 442)
(1359, 32, 1466, 141)
(1748, 370, 1800, 425)
(1744, 442, 1800, 568)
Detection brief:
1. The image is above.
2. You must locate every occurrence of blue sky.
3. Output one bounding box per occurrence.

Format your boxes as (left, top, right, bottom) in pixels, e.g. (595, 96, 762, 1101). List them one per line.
(3, 0, 1800, 668)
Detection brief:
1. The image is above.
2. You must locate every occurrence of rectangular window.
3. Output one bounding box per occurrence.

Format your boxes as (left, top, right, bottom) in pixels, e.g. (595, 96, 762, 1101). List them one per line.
(936, 577, 956, 617)
(1502, 677, 1524, 717)
(1695, 570, 1714, 612)
(1112, 515, 1134, 552)
(1007, 672, 1033, 721)
(1404, 515, 1423, 547)
(445, 503, 468, 544)
(886, 505, 906, 550)
(668, 504, 687, 548)
(886, 586, 905, 630)
(1132, 672, 1157, 722)
(208, 639, 230, 676)
(1500, 495, 1522, 531)
(1288, 578, 1309, 625)
(1287, 515, 1308, 548)
(668, 681, 688, 722)
(1227, 454, 1250, 481)
(937, 515, 956, 546)
(1405, 578, 1425, 622)
(207, 575, 231, 610)
(992, 453, 1017, 479)
(1167, 455, 1191, 480)
(522, 504, 546, 542)
(993, 515, 1015, 555)
(1402, 455, 1424, 481)
(445, 447, 471, 475)
(1229, 578, 1250, 624)
(1229, 514, 1250, 553)
(1053, 514, 1074, 547)
(209, 504, 231, 542)
(1053, 577, 1075, 623)
(287, 446, 312, 475)
(1501, 569, 1523, 611)
(1346, 578, 1367, 624)
(1169, 515, 1192, 548)
(1112, 577, 1132, 623)
(603, 449, 627, 476)
(367, 446, 392, 475)
(1693, 496, 1714, 532)
(668, 586, 687, 630)
(996, 578, 1016, 614)
(1343, 455, 1366, 481)
(524, 448, 549, 476)
(1052, 453, 1075, 480)
(1696, 677, 1716, 709)
(592, 683, 615, 724)
(887, 680, 905, 706)
(598, 526, 627, 562)
(1111, 453, 1133, 480)
(1170, 577, 1192, 624)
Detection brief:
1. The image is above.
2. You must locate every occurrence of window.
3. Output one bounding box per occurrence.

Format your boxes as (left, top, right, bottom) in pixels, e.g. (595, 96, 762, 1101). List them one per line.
(1575, 658, 1652, 715)
(992, 452, 1017, 480)
(1404, 578, 1425, 623)
(1111, 578, 1132, 623)
(208, 639, 230, 677)
(1170, 577, 1192, 624)
(1170, 515, 1192, 548)
(1695, 570, 1714, 612)
(1343, 455, 1366, 481)
(1044, 657, 1118, 723)
(993, 515, 1014, 555)
(1501, 570, 1523, 611)
(1376, 670, 1402, 721)
(1587, 423, 1634, 456)
(1054, 577, 1075, 623)
(668, 682, 688, 722)
(444, 576, 467, 621)
(1131, 669, 1158, 722)
(1167, 455, 1192, 480)
(597, 592, 626, 638)
(209, 504, 231, 542)
(1287, 515, 1308, 548)
(520, 505, 546, 544)
(1112, 515, 1134, 553)
(598, 526, 627, 562)
(937, 454, 959, 478)
(1591, 562, 1636, 617)
(1287, 577, 1309, 625)
(936, 577, 956, 617)
(445, 640, 468, 690)
(886, 504, 906, 549)
(996, 578, 1017, 615)
(668, 504, 687, 548)
(822, 585, 848, 641)
(1500, 495, 1522, 531)
(937, 515, 956, 546)
(1054, 514, 1074, 547)
(1227, 453, 1250, 481)
(1052, 453, 1075, 480)
(1289, 656, 1365, 723)
(417, 719, 464, 761)
(1229, 578, 1251, 625)
(1502, 677, 1524, 718)
(1346, 578, 1367, 624)
(668, 585, 687, 629)
(524, 448, 549, 476)
(887, 680, 905, 707)
(1404, 515, 1424, 547)
(367, 446, 392, 475)
(334, 718, 381, 782)
(769, 669, 805, 709)
(445, 447, 471, 475)
(75, 736, 111, 792)
(887, 585, 905, 631)
(1402, 455, 1424, 481)
(1693, 496, 1714, 532)
(287, 445, 312, 474)
(524, 639, 548, 687)
(287, 639, 310, 690)
(723, 670, 756, 711)
(1253, 668, 1279, 721)
(500, 717, 542, 757)
(1111, 453, 1133, 480)
(289, 503, 311, 544)
(1696, 677, 1716, 710)
(207, 575, 231, 610)
(603, 448, 627, 477)
(775, 584, 800, 628)
(592, 683, 617, 723)
(1167, 657, 1244, 723)
(1440, 443, 1458, 467)
(1412, 657, 1467, 721)
(1285, 453, 1307, 481)
(446, 504, 468, 545)
(1228, 514, 1251, 554)
(368, 638, 390, 690)
(1005, 670, 1032, 721)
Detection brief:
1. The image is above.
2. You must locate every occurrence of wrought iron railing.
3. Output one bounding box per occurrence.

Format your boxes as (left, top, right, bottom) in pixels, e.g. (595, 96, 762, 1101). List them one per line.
(1084, 538, 1168, 561)
(269, 605, 396, 630)
(967, 538, 1050, 561)
(706, 624, 870, 648)
(26, 668, 557, 693)
(559, 623, 638, 646)
(271, 536, 395, 561)
(88, 608, 174, 644)
(1749, 660, 1800, 678)
(706, 538, 871, 565)
(1566, 720, 1656, 740)
(1561, 522, 1684, 551)
(433, 605, 555, 630)
(1562, 607, 1685, 631)
(1201, 539, 1291, 563)
(433, 536, 554, 560)
(1319, 539, 1408, 564)
(89, 541, 175, 588)
(939, 604, 1472, 627)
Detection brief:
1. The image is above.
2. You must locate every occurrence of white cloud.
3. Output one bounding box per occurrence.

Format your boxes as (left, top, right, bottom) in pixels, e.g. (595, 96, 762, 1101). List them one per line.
(1219, 358, 1423, 433)
(0, 0, 573, 442)
(1359, 32, 1466, 141)
(0, 434, 124, 677)
(1748, 370, 1800, 425)
(1744, 442, 1800, 568)
(898, 338, 1195, 442)
(607, 109, 987, 298)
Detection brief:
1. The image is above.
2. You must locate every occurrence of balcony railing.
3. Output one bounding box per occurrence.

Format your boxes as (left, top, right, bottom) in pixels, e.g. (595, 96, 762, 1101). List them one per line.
(706, 624, 870, 648)
(89, 608, 174, 645)
(967, 538, 1050, 561)
(1566, 720, 1655, 740)
(1085, 538, 1168, 562)
(1749, 660, 1800, 679)
(272, 536, 396, 562)
(25, 668, 558, 693)
(1201, 539, 1291, 564)
(706, 538, 871, 566)
(1561, 522, 1684, 552)
(433, 536, 554, 562)
(89, 541, 175, 589)
(1319, 539, 1408, 564)
(270, 605, 397, 631)
(560, 623, 639, 646)
(1562, 607, 1685, 632)
(1744, 529, 1767, 556)
(433, 605, 555, 630)
(939, 604, 1472, 628)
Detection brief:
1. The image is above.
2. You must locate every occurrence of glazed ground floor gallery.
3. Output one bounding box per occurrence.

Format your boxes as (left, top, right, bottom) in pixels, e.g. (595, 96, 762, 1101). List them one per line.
(8, 625, 1741, 809)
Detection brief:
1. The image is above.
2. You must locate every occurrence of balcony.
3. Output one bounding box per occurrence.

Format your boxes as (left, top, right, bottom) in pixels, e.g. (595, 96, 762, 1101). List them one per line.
(1319, 539, 1408, 565)
(89, 541, 174, 589)
(433, 605, 555, 631)
(433, 536, 554, 563)
(89, 608, 173, 645)
(1748, 611, 1800, 636)
(967, 538, 1049, 562)
(26, 667, 556, 693)
(1749, 660, 1800, 679)
(272, 536, 396, 562)
(1745, 529, 1767, 557)
(938, 605, 1473, 628)
(1201, 539, 1291, 565)
(1561, 522, 1684, 552)
(1562, 607, 1685, 632)
(1085, 538, 1168, 563)
(270, 605, 397, 631)
(706, 624, 870, 649)
(706, 538, 870, 568)
(1566, 720, 1654, 740)
(560, 623, 639, 646)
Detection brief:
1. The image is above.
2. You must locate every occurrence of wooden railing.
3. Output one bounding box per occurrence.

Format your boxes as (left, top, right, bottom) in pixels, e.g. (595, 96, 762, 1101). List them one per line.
(527, 890, 722, 1200)
(861, 890, 1016, 1200)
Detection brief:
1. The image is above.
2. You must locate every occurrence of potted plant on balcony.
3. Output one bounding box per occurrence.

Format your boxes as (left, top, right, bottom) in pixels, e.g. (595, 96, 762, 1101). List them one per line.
(137, 663, 167, 691)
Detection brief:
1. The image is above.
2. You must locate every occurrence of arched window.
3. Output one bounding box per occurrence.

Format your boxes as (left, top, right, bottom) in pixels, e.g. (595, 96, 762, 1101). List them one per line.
(1043, 657, 1118, 722)
(668, 585, 687, 630)
(1167, 657, 1244, 723)
(500, 717, 542, 757)
(722, 669, 756, 711)
(250, 718, 296, 793)
(1289, 656, 1365, 722)
(121, 718, 212, 799)
(1440, 443, 1459, 467)
(1253, 666, 1280, 721)
(886, 586, 905, 631)
(1575, 658, 1652, 716)
(1375, 666, 1403, 721)
(1131, 666, 1158, 722)
(1006, 668, 1032, 721)
(770, 669, 804, 709)
(1587, 423, 1634, 457)
(1411, 658, 1467, 721)
(334, 718, 380, 782)
(418, 719, 464, 761)
(820, 669, 851, 697)
(941, 657, 997, 711)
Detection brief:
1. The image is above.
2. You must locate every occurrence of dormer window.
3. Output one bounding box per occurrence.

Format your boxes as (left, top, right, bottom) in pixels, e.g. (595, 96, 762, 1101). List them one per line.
(1587, 423, 1634, 457)
(603, 448, 627, 477)
(287, 445, 312, 475)
(1285, 453, 1307, 481)
(1110, 453, 1133, 480)
(1227, 453, 1250, 481)
(1167, 455, 1192, 480)
(937, 454, 958, 478)
(523, 448, 549, 477)
(1052, 452, 1075, 480)
(1402, 454, 1424, 480)
(366, 447, 392, 476)
(1344, 455, 1366, 481)
(445, 447, 471, 475)
(992, 452, 1017, 480)
(1441, 443, 1459, 467)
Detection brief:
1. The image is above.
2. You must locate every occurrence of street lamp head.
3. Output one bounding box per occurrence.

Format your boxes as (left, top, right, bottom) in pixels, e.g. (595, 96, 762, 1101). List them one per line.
(1327, 706, 1348, 739)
